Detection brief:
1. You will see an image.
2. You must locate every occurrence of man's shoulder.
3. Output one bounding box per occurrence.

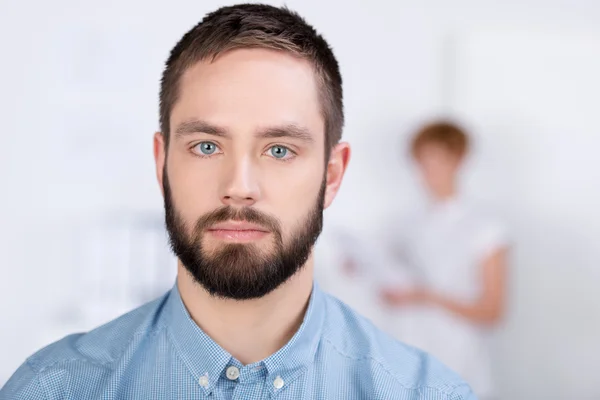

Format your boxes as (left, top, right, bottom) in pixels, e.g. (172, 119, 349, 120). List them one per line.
(27, 292, 170, 375)
(320, 293, 475, 399)
(1, 293, 172, 399)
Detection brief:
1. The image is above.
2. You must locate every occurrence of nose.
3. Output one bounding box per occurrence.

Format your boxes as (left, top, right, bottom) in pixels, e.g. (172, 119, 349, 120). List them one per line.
(220, 156, 260, 207)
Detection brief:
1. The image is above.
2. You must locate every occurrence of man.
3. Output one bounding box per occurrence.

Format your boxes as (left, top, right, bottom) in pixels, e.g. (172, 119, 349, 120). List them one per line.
(380, 121, 509, 399)
(1, 5, 475, 399)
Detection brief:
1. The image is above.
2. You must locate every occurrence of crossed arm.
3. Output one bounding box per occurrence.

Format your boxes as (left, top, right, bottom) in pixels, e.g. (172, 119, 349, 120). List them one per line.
(381, 248, 508, 326)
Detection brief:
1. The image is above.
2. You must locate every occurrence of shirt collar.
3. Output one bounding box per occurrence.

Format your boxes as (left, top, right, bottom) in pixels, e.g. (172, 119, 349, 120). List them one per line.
(429, 195, 466, 219)
(164, 280, 325, 394)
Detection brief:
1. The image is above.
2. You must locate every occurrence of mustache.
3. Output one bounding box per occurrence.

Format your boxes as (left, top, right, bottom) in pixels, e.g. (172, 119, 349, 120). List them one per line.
(194, 206, 282, 234)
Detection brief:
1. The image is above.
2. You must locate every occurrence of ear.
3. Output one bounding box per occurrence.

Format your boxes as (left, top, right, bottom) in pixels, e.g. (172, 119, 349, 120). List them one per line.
(153, 132, 166, 197)
(323, 142, 351, 209)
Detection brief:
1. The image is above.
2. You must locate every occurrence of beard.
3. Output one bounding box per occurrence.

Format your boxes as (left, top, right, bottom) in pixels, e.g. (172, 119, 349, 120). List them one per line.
(163, 167, 325, 300)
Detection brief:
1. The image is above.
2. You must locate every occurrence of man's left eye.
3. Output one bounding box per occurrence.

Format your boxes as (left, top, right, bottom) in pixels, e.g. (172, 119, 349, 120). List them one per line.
(269, 146, 289, 159)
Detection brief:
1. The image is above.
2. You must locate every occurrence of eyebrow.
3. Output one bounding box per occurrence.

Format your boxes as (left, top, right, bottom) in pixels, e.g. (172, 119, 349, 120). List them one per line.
(258, 124, 314, 143)
(174, 119, 315, 143)
(175, 120, 228, 137)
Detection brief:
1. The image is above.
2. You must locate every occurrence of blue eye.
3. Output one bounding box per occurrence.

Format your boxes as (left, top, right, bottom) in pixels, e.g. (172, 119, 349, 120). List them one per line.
(197, 142, 217, 155)
(270, 146, 288, 159)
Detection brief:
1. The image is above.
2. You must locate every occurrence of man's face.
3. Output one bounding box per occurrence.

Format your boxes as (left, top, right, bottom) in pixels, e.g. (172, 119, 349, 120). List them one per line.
(157, 48, 329, 300)
(415, 143, 462, 196)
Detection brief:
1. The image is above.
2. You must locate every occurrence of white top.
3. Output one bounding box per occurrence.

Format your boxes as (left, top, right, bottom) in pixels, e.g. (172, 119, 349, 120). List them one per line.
(384, 197, 509, 398)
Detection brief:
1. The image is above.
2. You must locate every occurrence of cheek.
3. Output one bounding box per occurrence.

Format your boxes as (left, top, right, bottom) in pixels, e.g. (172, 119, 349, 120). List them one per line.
(167, 156, 218, 218)
(263, 163, 323, 228)
(420, 159, 449, 181)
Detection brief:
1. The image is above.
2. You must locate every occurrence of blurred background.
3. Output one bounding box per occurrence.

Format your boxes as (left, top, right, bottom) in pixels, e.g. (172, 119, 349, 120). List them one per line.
(1, 0, 599, 398)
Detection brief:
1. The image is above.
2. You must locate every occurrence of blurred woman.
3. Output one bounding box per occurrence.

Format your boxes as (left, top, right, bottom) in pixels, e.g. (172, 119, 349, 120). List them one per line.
(380, 121, 509, 400)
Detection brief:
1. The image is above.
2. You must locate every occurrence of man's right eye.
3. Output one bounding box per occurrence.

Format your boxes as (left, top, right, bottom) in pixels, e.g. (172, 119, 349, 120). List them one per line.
(193, 141, 220, 156)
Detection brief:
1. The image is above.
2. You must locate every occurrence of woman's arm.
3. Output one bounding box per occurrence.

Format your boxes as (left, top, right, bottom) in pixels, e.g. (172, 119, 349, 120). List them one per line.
(381, 247, 508, 326)
(429, 248, 508, 325)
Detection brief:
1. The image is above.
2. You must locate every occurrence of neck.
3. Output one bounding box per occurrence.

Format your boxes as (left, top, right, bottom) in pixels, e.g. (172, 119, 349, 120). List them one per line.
(432, 182, 457, 202)
(176, 255, 315, 365)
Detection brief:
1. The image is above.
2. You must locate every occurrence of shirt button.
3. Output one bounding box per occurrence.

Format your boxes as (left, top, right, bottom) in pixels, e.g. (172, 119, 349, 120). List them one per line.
(226, 366, 240, 381)
(273, 376, 284, 389)
(199, 375, 209, 388)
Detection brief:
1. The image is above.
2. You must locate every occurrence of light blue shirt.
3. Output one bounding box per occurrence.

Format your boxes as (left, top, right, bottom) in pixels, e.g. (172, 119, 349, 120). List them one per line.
(1, 282, 476, 399)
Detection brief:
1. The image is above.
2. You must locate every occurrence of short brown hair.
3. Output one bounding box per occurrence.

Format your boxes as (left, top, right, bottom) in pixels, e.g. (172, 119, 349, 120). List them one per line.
(411, 120, 470, 158)
(159, 4, 343, 154)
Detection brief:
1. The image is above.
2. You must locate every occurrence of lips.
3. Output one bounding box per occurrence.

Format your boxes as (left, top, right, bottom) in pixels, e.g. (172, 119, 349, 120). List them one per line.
(207, 221, 269, 232)
(206, 221, 270, 242)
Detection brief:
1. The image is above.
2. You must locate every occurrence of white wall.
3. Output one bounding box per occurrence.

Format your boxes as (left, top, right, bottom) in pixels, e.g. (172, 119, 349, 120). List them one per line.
(450, 28, 600, 400)
(1, 0, 600, 398)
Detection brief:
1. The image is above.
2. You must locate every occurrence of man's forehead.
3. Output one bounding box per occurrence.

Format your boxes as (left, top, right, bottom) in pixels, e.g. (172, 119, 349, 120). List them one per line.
(184, 47, 315, 76)
(171, 48, 325, 140)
